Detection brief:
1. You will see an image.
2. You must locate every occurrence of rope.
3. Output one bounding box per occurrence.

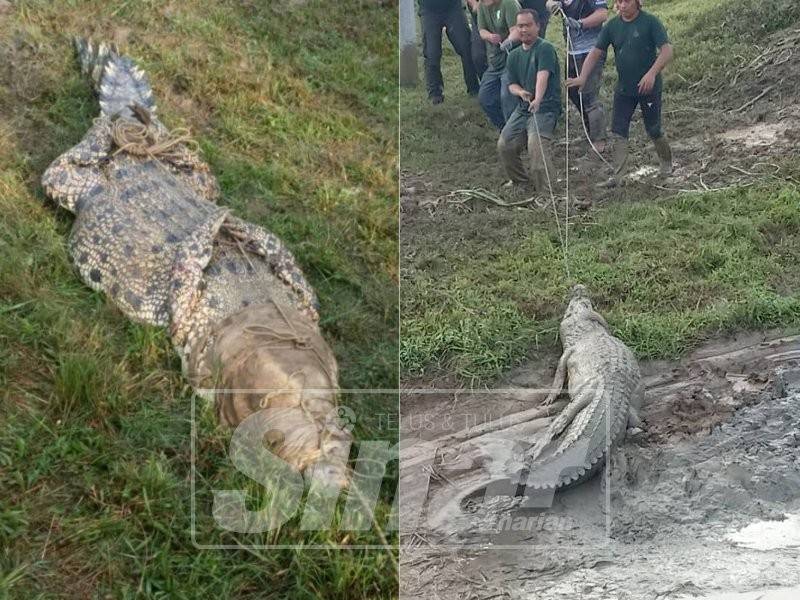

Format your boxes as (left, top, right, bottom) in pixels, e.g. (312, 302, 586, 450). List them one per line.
(531, 111, 564, 256)
(558, 6, 611, 167)
(240, 299, 336, 387)
(531, 4, 615, 284)
(564, 40, 571, 283)
(110, 116, 198, 162)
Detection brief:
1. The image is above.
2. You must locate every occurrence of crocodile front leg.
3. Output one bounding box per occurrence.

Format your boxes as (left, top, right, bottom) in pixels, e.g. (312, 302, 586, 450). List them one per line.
(222, 216, 320, 322)
(169, 210, 229, 348)
(541, 347, 574, 406)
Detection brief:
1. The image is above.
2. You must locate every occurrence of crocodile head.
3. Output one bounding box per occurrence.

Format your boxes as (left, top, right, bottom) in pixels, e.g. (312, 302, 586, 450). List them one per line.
(561, 284, 608, 345)
(564, 284, 594, 317)
(192, 302, 351, 489)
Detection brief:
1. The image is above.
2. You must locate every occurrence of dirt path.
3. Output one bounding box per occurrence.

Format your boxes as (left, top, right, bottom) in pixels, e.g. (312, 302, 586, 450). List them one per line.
(400, 331, 800, 599)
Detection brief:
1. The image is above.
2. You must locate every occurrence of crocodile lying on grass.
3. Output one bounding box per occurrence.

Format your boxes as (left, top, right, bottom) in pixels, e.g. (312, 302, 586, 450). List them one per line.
(42, 39, 351, 487)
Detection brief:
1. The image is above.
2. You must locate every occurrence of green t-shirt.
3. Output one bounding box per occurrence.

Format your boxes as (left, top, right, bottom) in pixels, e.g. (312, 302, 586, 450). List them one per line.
(595, 11, 670, 96)
(505, 38, 561, 115)
(477, 0, 521, 70)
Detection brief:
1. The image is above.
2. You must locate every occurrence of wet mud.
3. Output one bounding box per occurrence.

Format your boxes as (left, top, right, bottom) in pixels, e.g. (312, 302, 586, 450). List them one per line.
(400, 332, 800, 599)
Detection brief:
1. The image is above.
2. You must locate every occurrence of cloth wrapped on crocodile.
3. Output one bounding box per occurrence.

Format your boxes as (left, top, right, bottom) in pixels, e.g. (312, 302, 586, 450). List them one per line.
(41, 39, 351, 487)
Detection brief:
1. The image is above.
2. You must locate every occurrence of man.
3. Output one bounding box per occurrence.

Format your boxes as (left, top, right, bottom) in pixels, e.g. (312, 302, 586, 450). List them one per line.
(466, 0, 488, 81)
(520, 0, 549, 38)
(420, 0, 480, 104)
(497, 9, 561, 193)
(477, 0, 521, 129)
(567, 0, 673, 186)
(546, 0, 608, 152)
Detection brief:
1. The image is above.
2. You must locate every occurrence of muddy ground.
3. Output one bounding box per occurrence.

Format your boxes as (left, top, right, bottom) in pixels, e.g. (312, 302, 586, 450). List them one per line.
(401, 28, 800, 231)
(400, 23, 800, 600)
(399, 331, 800, 599)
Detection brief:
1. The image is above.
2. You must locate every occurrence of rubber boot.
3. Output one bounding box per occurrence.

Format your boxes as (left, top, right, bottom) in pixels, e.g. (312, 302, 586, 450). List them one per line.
(598, 135, 628, 188)
(653, 136, 673, 176)
(498, 134, 529, 185)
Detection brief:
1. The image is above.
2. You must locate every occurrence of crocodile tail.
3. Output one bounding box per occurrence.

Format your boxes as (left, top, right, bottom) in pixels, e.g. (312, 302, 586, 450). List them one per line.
(73, 37, 157, 119)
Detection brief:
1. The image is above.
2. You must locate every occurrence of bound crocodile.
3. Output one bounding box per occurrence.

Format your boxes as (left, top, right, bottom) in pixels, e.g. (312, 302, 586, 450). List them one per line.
(42, 39, 351, 487)
(457, 285, 643, 508)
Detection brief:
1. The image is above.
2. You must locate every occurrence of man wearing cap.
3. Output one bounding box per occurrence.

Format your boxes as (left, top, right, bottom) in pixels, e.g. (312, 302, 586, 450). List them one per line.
(567, 0, 673, 186)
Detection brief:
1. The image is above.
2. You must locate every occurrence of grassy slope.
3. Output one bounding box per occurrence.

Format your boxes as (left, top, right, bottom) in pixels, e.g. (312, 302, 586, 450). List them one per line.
(400, 0, 800, 382)
(0, 1, 397, 598)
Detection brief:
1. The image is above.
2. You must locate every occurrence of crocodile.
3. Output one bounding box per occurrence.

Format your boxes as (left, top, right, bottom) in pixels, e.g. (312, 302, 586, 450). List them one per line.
(41, 39, 351, 487)
(519, 283, 644, 490)
(456, 284, 643, 509)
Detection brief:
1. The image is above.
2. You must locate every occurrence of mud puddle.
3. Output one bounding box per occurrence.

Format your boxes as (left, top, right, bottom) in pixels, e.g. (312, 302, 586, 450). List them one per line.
(400, 331, 800, 599)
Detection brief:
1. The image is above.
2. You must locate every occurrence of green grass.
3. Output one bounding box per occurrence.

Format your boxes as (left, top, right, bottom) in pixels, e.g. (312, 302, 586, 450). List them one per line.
(0, 0, 397, 597)
(402, 184, 800, 380)
(400, 0, 800, 382)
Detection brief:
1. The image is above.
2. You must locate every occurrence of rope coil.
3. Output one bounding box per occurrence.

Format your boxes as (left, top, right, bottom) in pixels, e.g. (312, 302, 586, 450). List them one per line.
(111, 116, 198, 162)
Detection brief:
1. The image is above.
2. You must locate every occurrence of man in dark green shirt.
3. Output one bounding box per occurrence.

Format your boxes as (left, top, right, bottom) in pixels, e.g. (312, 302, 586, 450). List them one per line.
(567, 0, 674, 186)
(497, 9, 561, 192)
(477, 0, 522, 129)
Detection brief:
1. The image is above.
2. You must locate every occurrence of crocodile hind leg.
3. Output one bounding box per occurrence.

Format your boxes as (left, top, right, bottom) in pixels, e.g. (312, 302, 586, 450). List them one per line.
(41, 118, 113, 213)
(530, 388, 593, 461)
(76, 38, 220, 203)
(222, 216, 320, 321)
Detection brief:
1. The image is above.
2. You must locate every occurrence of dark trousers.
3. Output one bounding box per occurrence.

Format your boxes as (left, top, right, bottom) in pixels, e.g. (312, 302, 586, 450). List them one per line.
(478, 66, 514, 130)
(566, 52, 607, 142)
(421, 6, 480, 99)
(611, 88, 663, 140)
(469, 10, 487, 81)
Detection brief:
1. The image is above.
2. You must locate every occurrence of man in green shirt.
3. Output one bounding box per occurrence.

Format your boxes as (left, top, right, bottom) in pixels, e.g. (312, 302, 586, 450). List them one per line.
(497, 9, 561, 192)
(477, 0, 522, 129)
(567, 0, 673, 186)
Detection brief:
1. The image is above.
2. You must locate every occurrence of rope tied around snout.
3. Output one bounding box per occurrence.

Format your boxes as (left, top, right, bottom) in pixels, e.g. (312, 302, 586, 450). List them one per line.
(238, 299, 335, 386)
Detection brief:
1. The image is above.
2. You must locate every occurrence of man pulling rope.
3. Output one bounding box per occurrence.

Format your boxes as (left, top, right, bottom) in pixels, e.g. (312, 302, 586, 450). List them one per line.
(566, 0, 674, 187)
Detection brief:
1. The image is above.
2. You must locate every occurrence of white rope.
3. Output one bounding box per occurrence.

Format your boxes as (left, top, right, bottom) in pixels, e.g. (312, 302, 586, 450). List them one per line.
(558, 6, 611, 167)
(564, 40, 570, 282)
(531, 111, 564, 253)
(528, 22, 575, 281)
